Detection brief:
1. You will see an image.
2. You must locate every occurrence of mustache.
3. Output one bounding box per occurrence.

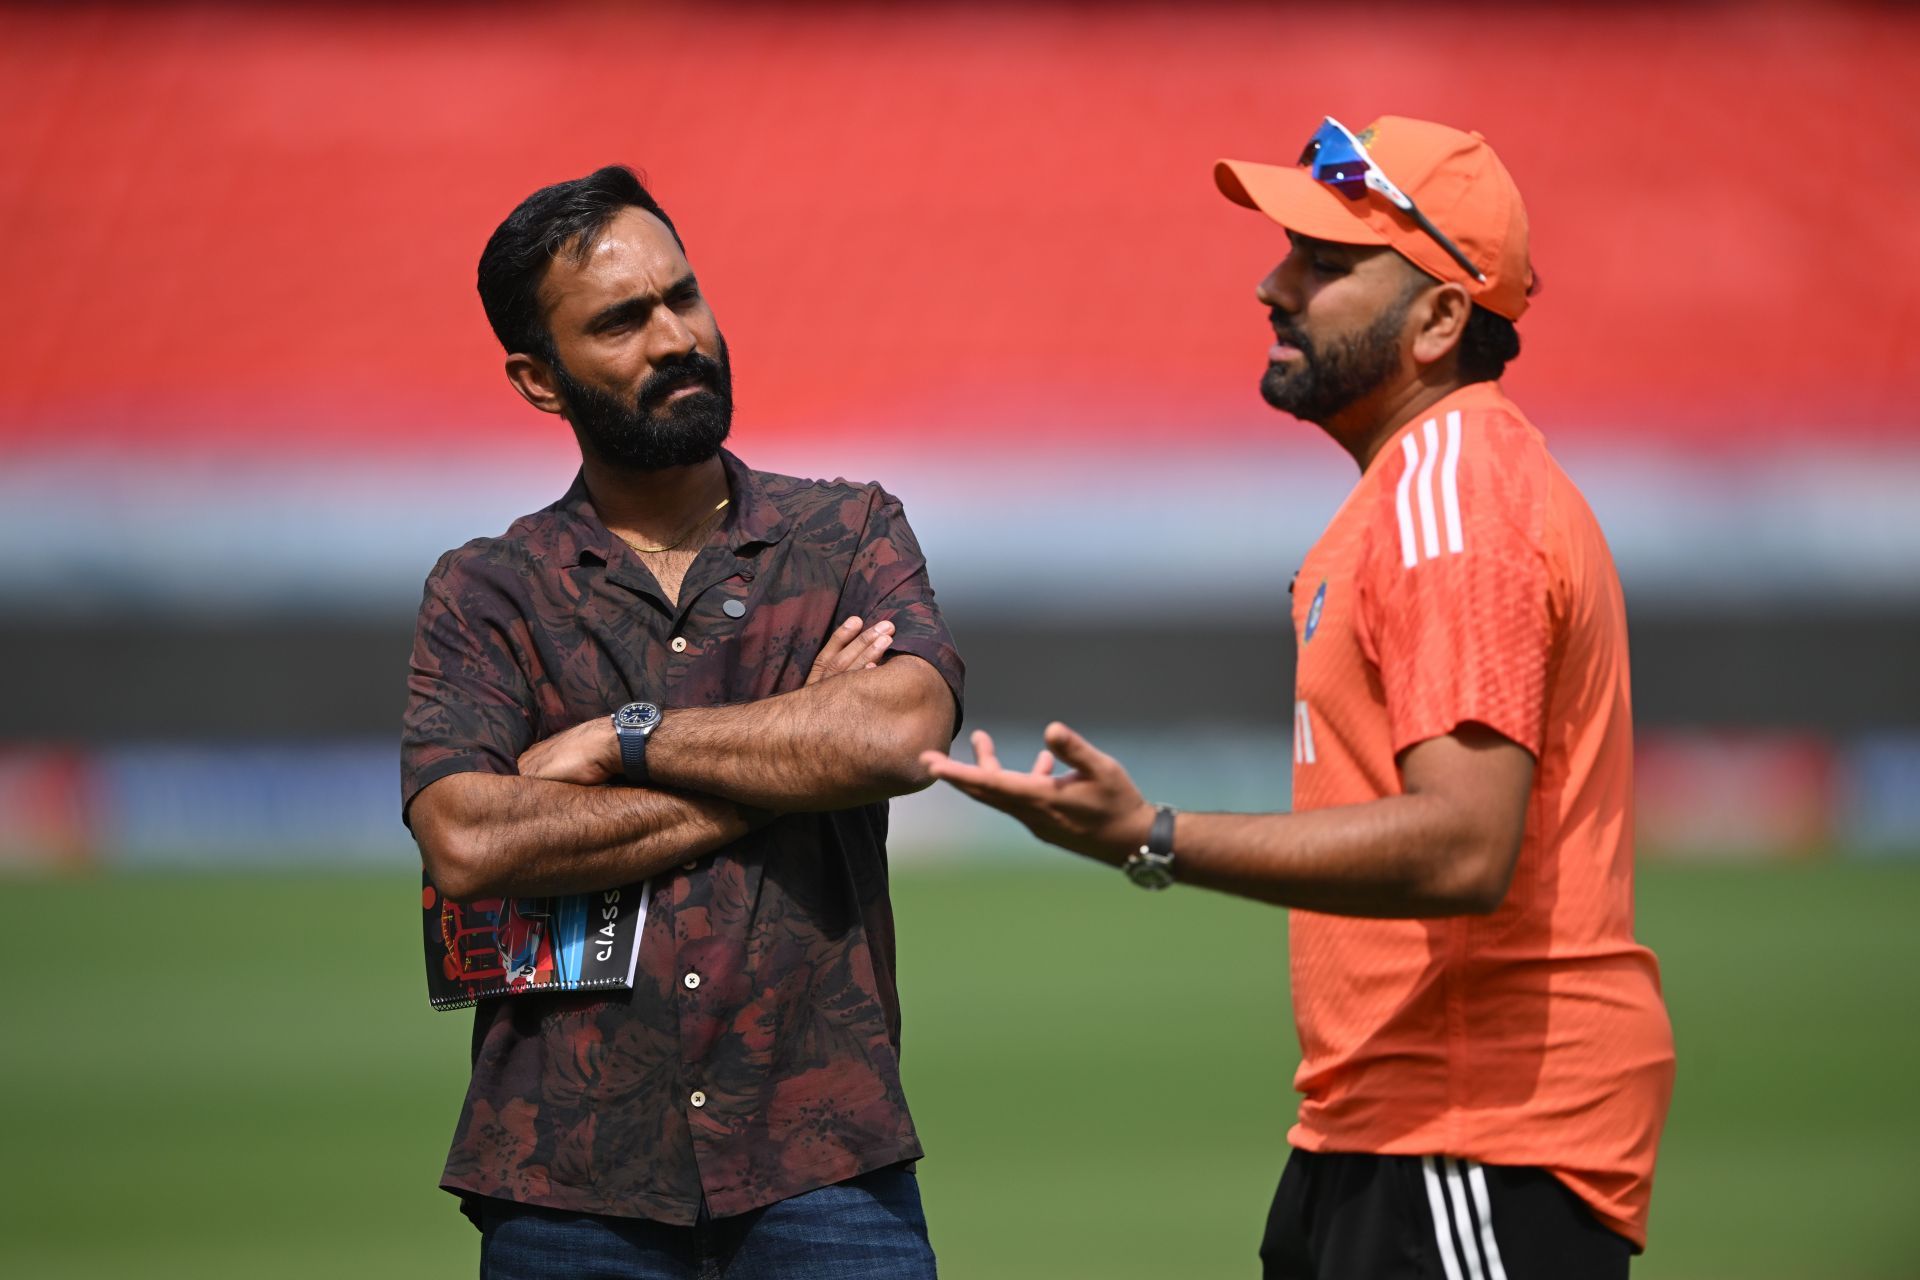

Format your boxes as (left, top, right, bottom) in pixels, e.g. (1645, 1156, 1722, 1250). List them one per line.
(1268, 309, 1310, 351)
(635, 353, 726, 413)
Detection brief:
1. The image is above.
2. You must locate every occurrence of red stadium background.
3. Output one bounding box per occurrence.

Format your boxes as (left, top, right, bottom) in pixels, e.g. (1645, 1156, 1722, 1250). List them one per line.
(1, 1, 1917, 869)
(3, 1, 1916, 459)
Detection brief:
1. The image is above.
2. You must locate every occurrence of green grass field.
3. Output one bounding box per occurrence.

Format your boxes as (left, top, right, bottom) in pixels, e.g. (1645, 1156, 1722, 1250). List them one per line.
(4, 860, 1917, 1278)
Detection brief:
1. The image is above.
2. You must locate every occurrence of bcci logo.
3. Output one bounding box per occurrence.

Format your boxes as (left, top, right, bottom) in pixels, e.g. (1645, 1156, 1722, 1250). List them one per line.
(1304, 580, 1327, 642)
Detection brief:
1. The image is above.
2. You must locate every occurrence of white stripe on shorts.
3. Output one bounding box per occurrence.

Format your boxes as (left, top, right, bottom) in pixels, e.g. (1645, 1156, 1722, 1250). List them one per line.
(1444, 1159, 1489, 1280)
(1464, 1161, 1511, 1280)
(1420, 1156, 1466, 1280)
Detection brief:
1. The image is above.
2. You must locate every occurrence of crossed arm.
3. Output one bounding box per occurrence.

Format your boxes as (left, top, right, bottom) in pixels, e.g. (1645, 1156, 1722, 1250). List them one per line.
(921, 720, 1534, 918)
(412, 617, 956, 901)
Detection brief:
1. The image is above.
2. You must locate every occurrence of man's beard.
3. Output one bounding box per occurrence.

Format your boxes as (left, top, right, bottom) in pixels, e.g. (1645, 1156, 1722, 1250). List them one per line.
(554, 336, 734, 470)
(1259, 299, 1409, 425)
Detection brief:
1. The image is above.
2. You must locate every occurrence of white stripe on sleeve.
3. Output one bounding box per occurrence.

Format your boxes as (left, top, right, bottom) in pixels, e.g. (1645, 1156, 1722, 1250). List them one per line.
(1396, 432, 1421, 568)
(1421, 1157, 1466, 1280)
(1417, 417, 1442, 560)
(1295, 701, 1316, 764)
(1441, 410, 1464, 555)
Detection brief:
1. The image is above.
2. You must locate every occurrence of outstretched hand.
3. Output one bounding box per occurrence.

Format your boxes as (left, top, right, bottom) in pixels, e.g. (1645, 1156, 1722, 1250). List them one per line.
(920, 722, 1153, 865)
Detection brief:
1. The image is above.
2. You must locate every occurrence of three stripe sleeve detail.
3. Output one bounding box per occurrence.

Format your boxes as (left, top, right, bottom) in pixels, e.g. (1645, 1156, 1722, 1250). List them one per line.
(1396, 410, 1465, 569)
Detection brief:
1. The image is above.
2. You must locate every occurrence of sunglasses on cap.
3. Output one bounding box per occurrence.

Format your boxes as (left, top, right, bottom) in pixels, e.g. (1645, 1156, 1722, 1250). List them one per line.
(1299, 116, 1486, 284)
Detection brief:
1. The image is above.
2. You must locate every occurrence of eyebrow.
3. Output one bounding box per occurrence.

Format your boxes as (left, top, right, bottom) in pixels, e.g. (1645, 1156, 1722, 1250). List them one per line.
(583, 273, 700, 333)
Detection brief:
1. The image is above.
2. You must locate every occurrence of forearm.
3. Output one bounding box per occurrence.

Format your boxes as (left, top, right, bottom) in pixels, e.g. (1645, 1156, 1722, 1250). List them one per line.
(1170, 795, 1515, 917)
(411, 771, 753, 901)
(648, 657, 954, 810)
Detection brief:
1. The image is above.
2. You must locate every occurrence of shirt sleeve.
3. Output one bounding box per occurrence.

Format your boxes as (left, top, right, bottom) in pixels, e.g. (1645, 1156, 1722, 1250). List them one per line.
(1355, 413, 1553, 758)
(399, 547, 536, 821)
(834, 484, 966, 734)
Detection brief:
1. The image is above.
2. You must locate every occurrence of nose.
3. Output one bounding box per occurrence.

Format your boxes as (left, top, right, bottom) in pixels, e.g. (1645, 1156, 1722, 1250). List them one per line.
(645, 306, 698, 364)
(1256, 260, 1299, 316)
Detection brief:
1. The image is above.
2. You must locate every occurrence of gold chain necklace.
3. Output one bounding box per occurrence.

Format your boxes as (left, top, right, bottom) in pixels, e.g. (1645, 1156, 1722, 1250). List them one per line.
(619, 497, 730, 555)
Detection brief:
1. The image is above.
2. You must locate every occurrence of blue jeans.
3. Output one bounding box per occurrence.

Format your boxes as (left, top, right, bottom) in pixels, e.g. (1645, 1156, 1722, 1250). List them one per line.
(475, 1165, 938, 1280)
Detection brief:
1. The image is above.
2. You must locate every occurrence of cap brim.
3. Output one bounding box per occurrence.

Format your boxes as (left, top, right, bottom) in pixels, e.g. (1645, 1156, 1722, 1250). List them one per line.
(1214, 159, 1391, 247)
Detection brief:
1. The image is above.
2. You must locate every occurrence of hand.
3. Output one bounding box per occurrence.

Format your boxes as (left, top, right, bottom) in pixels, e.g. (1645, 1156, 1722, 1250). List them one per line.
(806, 615, 894, 685)
(517, 717, 621, 786)
(920, 722, 1154, 865)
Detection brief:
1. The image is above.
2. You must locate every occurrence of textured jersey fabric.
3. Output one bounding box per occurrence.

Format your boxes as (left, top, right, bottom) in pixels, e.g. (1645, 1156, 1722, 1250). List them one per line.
(1285, 382, 1674, 1249)
(400, 448, 964, 1225)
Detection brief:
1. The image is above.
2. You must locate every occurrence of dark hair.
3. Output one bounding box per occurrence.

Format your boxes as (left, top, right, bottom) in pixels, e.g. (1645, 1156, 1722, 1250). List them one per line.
(476, 165, 683, 359)
(1457, 305, 1522, 383)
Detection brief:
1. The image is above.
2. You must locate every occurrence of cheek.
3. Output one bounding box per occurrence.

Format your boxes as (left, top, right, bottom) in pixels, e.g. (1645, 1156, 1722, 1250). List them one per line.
(574, 337, 655, 390)
(689, 309, 723, 355)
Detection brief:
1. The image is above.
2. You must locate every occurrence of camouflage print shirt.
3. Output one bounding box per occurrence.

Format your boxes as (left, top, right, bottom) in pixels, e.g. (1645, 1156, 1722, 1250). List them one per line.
(400, 449, 964, 1225)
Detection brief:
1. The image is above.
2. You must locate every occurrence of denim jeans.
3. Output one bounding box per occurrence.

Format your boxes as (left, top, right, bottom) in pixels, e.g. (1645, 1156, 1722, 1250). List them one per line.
(475, 1165, 938, 1280)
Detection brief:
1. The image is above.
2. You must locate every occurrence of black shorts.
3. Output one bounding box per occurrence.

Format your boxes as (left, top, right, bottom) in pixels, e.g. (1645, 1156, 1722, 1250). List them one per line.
(1260, 1149, 1635, 1280)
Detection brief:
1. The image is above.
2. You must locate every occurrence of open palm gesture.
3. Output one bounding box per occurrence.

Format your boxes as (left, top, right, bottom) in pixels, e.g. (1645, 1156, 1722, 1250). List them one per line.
(920, 722, 1153, 864)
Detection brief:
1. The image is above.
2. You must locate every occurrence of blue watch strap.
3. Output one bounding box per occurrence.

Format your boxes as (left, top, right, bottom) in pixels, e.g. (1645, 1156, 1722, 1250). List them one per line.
(612, 702, 662, 786)
(618, 722, 650, 784)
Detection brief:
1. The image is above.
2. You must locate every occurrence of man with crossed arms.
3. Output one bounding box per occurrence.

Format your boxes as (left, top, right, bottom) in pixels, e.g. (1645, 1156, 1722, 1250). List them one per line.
(926, 117, 1674, 1278)
(405, 165, 960, 1278)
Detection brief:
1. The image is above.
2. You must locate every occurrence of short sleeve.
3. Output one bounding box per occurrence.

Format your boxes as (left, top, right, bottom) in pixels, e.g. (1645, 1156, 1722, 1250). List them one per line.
(835, 486, 966, 734)
(1356, 413, 1552, 758)
(399, 548, 536, 821)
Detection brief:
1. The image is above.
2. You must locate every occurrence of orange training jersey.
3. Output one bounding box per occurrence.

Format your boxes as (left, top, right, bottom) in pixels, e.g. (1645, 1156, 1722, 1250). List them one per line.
(1286, 381, 1674, 1249)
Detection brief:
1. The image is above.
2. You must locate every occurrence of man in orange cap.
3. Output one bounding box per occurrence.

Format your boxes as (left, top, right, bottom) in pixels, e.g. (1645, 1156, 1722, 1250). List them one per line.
(923, 116, 1675, 1277)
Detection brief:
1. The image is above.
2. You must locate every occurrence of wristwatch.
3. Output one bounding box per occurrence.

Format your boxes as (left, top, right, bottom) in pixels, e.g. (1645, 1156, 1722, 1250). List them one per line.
(1123, 805, 1178, 890)
(611, 702, 663, 785)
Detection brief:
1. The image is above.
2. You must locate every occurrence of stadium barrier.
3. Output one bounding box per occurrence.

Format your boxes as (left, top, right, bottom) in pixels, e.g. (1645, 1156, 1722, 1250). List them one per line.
(4, 730, 1916, 872)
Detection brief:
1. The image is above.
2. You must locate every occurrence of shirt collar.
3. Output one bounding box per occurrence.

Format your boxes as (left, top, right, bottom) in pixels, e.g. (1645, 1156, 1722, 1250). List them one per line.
(552, 449, 791, 569)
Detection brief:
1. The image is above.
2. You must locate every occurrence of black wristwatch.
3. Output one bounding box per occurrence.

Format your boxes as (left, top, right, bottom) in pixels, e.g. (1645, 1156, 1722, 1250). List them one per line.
(1122, 805, 1178, 890)
(611, 702, 663, 785)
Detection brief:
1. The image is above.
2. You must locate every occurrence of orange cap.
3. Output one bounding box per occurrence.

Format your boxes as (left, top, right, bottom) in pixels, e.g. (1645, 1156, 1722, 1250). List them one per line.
(1216, 116, 1534, 321)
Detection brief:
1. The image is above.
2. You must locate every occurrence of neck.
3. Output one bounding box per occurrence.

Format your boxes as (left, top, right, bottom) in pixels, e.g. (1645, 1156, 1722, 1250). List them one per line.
(581, 453, 730, 543)
(1323, 369, 1472, 473)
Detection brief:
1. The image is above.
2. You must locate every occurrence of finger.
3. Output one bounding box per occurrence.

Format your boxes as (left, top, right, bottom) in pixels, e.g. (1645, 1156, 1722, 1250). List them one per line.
(925, 756, 1056, 801)
(971, 729, 1002, 772)
(943, 778, 1035, 817)
(855, 629, 893, 666)
(1030, 749, 1057, 777)
(1043, 721, 1115, 775)
(821, 615, 864, 659)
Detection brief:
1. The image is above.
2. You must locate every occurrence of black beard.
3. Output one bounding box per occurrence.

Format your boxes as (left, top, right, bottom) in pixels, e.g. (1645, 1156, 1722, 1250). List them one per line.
(1259, 300, 1409, 425)
(554, 337, 734, 470)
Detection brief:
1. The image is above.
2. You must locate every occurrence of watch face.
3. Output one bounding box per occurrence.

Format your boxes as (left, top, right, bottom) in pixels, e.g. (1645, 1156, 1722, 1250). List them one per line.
(1124, 853, 1175, 891)
(614, 702, 662, 731)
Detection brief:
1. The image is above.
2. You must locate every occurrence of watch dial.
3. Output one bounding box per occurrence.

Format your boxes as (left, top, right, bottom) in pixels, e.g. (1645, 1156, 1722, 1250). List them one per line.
(616, 703, 661, 730)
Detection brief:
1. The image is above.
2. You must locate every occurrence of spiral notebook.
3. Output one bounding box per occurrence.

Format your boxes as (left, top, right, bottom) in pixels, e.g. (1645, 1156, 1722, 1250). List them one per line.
(422, 874, 649, 1010)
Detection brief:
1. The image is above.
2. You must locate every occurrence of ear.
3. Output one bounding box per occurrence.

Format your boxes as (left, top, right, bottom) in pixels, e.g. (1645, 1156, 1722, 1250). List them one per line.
(505, 352, 566, 416)
(1409, 281, 1473, 371)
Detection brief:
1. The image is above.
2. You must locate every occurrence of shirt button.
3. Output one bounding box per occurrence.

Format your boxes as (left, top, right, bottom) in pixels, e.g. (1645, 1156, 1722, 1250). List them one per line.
(683, 972, 701, 990)
(690, 1090, 707, 1108)
(670, 636, 688, 653)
